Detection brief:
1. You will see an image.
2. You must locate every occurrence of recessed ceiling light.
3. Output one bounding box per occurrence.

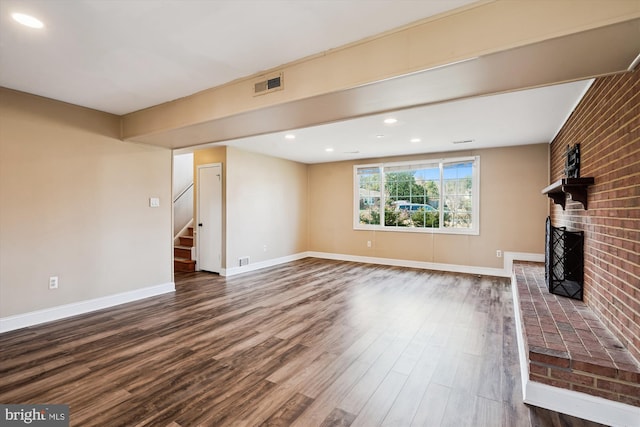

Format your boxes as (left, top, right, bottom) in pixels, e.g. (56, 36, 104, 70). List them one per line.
(410, 138, 421, 143)
(325, 148, 334, 152)
(284, 134, 296, 140)
(376, 134, 385, 139)
(383, 118, 398, 124)
(12, 12, 44, 29)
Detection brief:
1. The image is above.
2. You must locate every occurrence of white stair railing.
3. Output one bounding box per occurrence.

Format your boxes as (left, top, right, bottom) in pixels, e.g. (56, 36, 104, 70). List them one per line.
(173, 182, 194, 239)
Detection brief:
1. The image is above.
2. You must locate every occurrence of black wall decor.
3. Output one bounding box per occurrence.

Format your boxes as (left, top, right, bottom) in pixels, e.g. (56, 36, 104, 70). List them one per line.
(565, 144, 580, 178)
(543, 143, 594, 210)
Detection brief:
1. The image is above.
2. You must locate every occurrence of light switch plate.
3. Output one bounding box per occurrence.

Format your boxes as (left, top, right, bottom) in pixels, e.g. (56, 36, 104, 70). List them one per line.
(149, 197, 160, 208)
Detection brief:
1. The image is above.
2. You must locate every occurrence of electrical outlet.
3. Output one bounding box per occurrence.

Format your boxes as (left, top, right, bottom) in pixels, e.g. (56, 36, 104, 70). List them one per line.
(496, 250, 502, 258)
(263, 245, 267, 252)
(49, 276, 59, 289)
(367, 240, 372, 248)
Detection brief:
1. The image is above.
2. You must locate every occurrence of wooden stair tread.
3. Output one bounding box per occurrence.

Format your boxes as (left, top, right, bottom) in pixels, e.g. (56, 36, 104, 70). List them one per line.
(175, 225, 196, 271)
(174, 257, 196, 272)
(174, 258, 195, 263)
(179, 236, 194, 242)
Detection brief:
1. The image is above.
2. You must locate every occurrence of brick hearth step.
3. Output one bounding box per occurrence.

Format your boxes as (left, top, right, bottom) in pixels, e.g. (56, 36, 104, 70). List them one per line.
(513, 262, 640, 408)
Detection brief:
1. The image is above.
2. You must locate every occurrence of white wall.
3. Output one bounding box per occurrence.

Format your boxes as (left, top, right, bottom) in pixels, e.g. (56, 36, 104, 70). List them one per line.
(173, 152, 194, 236)
(173, 152, 194, 199)
(307, 144, 549, 268)
(225, 147, 308, 268)
(0, 89, 173, 318)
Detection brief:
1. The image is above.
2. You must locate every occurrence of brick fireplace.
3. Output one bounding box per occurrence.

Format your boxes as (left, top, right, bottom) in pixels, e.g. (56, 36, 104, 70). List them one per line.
(549, 69, 639, 362)
(510, 68, 640, 425)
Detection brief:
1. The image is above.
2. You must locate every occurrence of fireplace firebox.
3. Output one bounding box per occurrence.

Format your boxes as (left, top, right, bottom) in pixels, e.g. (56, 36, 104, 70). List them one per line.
(545, 217, 584, 300)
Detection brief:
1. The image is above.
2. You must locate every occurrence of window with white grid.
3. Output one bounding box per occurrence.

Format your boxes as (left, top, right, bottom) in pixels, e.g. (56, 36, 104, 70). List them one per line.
(354, 156, 479, 234)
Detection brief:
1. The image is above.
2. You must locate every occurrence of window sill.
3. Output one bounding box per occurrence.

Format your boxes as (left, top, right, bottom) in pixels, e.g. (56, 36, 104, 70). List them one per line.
(354, 225, 479, 236)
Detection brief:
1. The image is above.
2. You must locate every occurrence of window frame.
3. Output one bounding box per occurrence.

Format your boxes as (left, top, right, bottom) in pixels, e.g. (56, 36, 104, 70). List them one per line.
(353, 156, 480, 235)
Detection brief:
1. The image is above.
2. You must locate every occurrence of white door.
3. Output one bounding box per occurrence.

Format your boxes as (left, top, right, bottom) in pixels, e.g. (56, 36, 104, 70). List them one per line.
(197, 163, 222, 273)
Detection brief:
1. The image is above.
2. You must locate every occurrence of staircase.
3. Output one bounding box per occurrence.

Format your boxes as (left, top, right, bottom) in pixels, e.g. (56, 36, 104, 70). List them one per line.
(174, 226, 196, 272)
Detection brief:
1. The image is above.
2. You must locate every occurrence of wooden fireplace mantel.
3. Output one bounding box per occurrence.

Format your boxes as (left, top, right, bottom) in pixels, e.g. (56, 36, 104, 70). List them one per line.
(542, 177, 594, 210)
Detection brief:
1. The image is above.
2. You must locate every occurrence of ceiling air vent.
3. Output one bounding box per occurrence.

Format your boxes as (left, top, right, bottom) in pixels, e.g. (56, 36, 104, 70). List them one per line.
(253, 72, 283, 96)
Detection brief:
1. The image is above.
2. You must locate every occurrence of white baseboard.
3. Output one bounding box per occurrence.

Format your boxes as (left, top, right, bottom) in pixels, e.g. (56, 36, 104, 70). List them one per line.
(308, 251, 510, 277)
(511, 274, 640, 427)
(221, 252, 310, 277)
(0, 282, 175, 333)
(525, 381, 640, 427)
(219, 250, 544, 279)
(503, 251, 544, 273)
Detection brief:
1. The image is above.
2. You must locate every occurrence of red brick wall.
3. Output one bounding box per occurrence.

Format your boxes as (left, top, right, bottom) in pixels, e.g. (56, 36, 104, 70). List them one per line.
(549, 69, 639, 361)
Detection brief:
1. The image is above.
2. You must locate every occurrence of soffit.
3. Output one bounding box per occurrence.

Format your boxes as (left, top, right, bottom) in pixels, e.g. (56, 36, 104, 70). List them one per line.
(129, 20, 640, 163)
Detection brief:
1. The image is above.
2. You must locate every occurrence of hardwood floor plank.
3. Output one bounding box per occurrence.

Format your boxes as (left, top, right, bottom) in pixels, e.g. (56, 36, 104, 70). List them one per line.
(232, 383, 305, 426)
(337, 334, 410, 414)
(472, 396, 503, 427)
(181, 378, 278, 426)
(0, 355, 75, 395)
(276, 350, 341, 398)
(212, 329, 273, 359)
(429, 347, 461, 388)
(379, 343, 440, 427)
(71, 389, 132, 426)
(0, 364, 92, 402)
(289, 358, 371, 427)
(410, 382, 452, 427)
(440, 389, 478, 427)
(501, 365, 529, 426)
(350, 371, 408, 427)
(0, 258, 609, 427)
(260, 392, 315, 427)
(476, 333, 503, 401)
(389, 332, 429, 376)
(319, 408, 357, 427)
(265, 343, 328, 385)
(289, 338, 389, 427)
(294, 330, 384, 400)
(451, 352, 482, 394)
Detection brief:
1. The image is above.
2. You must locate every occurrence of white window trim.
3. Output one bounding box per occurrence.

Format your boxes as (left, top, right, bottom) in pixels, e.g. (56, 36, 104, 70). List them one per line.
(353, 156, 480, 235)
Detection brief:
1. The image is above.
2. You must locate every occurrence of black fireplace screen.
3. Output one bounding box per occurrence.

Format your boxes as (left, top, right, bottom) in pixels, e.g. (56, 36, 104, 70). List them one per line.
(545, 217, 584, 300)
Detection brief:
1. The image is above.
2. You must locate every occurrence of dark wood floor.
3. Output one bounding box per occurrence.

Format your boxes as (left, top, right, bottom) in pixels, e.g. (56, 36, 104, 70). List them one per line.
(0, 258, 606, 426)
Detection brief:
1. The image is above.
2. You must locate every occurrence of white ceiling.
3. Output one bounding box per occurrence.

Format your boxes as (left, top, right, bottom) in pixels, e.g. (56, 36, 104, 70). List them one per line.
(0, 1, 635, 164)
(0, 0, 476, 115)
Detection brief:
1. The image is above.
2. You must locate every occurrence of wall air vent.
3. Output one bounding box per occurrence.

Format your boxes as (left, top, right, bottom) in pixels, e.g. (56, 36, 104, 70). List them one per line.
(452, 139, 475, 144)
(253, 72, 283, 96)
